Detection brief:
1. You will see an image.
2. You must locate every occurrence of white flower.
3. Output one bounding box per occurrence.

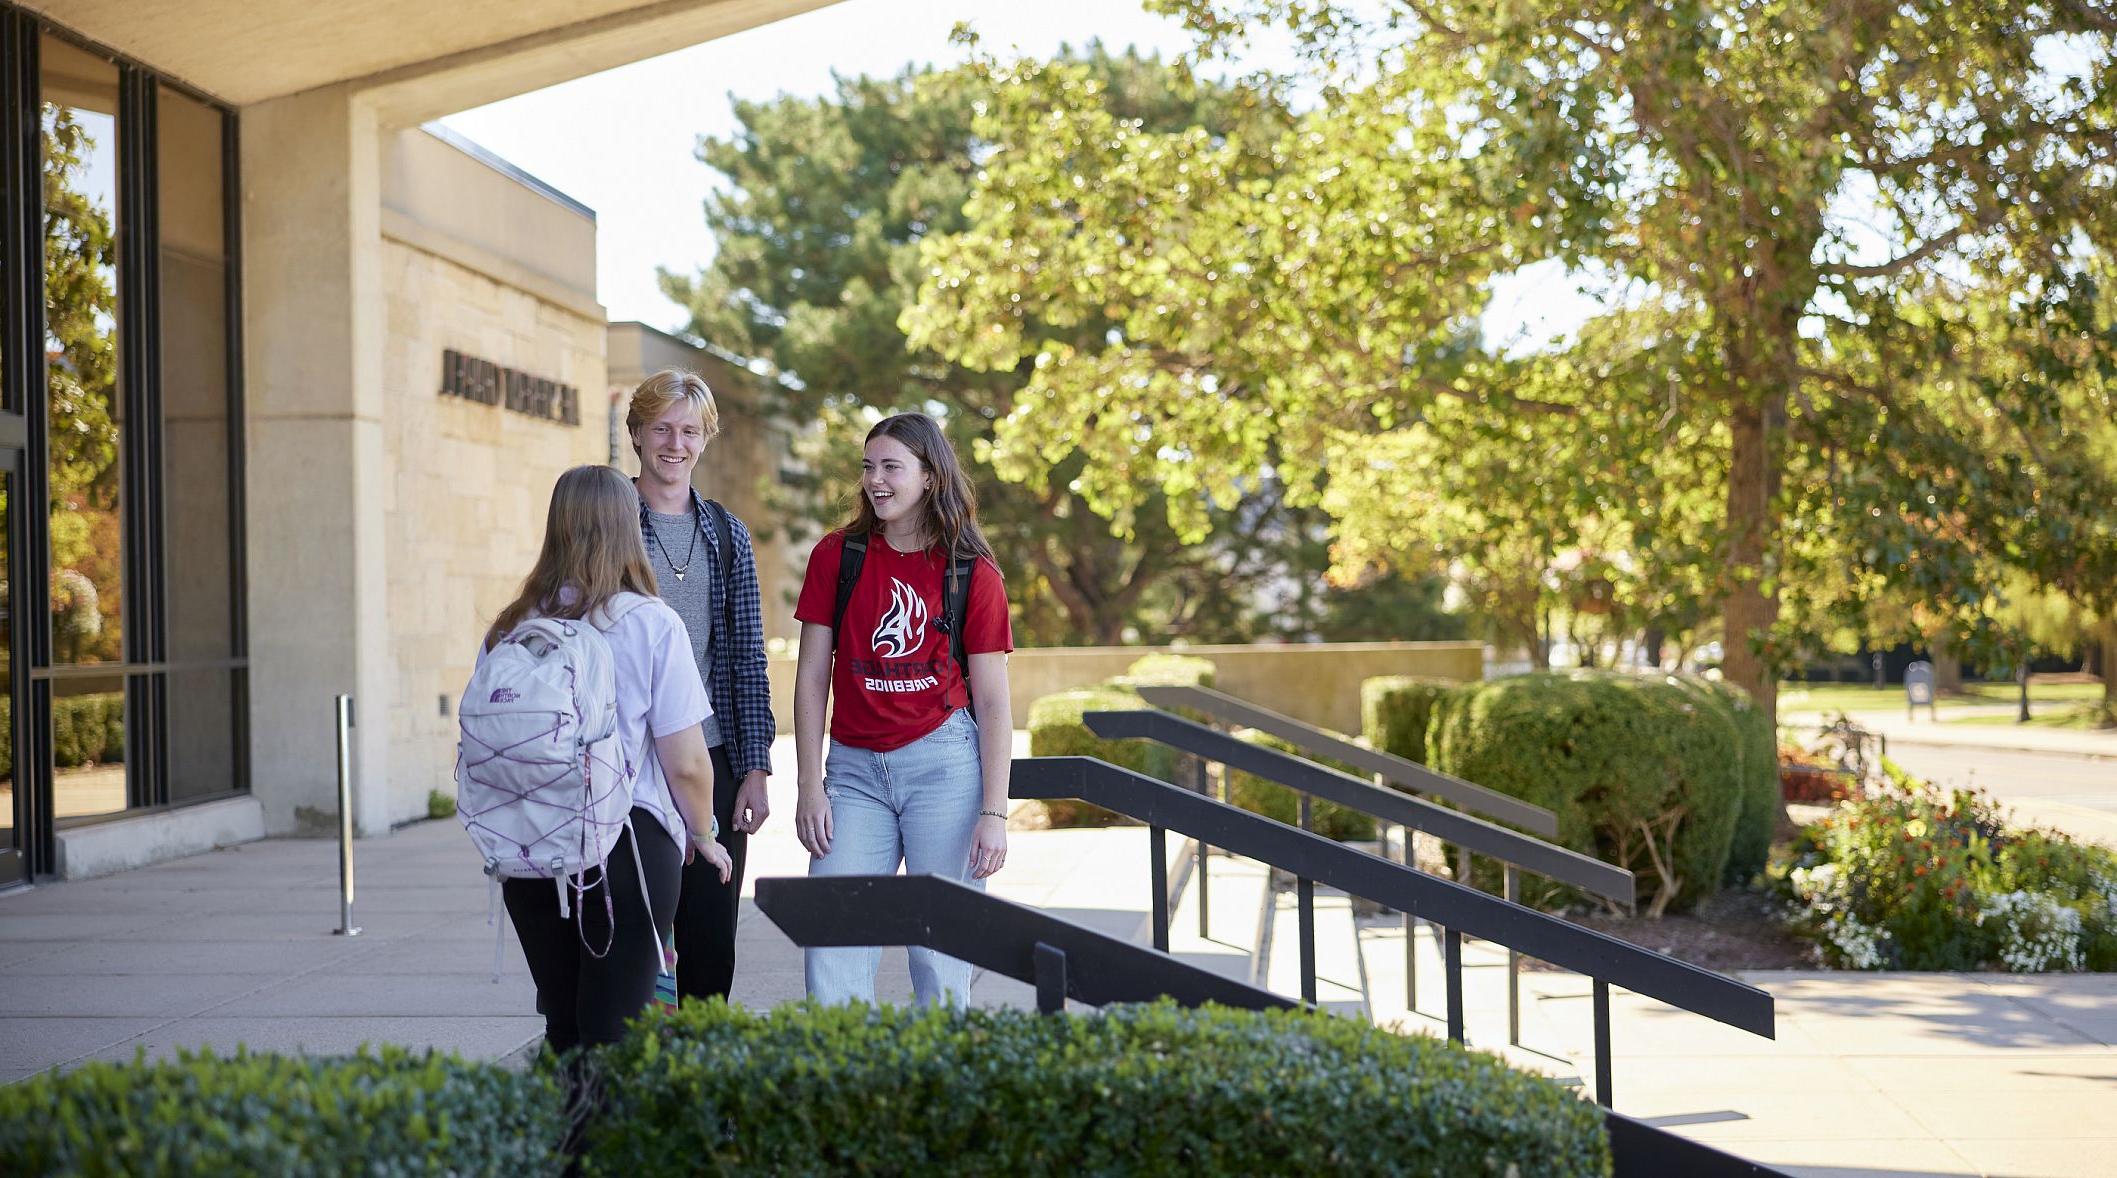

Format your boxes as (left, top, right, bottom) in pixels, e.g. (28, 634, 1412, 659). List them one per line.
(1823, 913, 1887, 970)
(1980, 890, 2084, 973)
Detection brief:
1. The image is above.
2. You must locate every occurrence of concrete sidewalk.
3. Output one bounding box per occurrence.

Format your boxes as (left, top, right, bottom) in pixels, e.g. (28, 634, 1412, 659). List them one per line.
(1781, 706, 2117, 761)
(0, 813, 1168, 1080)
(7, 817, 2117, 1176)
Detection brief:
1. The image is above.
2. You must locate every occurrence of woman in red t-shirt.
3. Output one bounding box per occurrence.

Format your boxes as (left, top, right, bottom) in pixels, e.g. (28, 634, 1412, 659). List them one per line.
(791, 412, 1015, 1006)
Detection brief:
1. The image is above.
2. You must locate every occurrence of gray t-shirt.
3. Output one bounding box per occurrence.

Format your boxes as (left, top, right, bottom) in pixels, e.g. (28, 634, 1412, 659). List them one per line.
(643, 506, 722, 748)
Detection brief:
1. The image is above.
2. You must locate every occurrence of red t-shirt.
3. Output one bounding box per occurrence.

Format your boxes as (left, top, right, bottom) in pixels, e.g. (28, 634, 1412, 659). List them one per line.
(794, 530, 1014, 751)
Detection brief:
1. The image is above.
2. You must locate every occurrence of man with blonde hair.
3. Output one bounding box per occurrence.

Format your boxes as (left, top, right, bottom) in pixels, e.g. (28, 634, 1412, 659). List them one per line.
(628, 368, 774, 1001)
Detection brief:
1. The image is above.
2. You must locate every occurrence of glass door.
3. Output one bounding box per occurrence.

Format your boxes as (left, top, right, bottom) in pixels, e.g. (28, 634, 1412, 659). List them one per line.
(0, 443, 22, 888)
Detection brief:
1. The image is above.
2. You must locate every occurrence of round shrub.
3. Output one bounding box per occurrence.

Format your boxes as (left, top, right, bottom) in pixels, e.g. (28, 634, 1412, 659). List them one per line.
(1427, 671, 1742, 915)
(1025, 685, 1168, 826)
(1671, 675, 1777, 886)
(584, 999, 1607, 1176)
(49, 692, 126, 770)
(1360, 676, 1453, 766)
(1224, 729, 1377, 842)
(0, 1047, 565, 1176)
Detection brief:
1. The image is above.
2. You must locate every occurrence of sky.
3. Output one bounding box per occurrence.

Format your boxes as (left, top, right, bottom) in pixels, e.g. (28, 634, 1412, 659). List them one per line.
(438, 0, 1604, 345)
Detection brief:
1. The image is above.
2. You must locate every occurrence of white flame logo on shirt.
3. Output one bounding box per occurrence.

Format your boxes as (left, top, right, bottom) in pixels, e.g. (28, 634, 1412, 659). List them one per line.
(870, 577, 928, 658)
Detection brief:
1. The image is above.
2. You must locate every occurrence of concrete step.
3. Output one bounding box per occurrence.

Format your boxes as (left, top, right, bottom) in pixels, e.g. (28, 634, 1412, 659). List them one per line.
(1163, 850, 1371, 1017)
(1359, 914, 1585, 1087)
(1260, 883, 1369, 1018)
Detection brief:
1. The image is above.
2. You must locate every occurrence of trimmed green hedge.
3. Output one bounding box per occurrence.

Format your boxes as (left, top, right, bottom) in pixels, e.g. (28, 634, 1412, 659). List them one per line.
(1673, 675, 1777, 885)
(1225, 730, 1377, 842)
(0, 1047, 566, 1175)
(0, 1008, 1608, 1176)
(1025, 685, 1167, 826)
(584, 1000, 1607, 1175)
(1360, 675, 1453, 766)
(1428, 671, 1742, 914)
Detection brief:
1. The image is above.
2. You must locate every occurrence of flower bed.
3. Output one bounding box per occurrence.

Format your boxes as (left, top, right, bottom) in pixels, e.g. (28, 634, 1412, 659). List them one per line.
(1774, 762, 2117, 971)
(1777, 749, 1855, 804)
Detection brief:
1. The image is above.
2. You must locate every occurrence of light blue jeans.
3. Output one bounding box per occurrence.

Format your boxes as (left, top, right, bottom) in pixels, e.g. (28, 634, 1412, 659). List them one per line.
(805, 707, 985, 1007)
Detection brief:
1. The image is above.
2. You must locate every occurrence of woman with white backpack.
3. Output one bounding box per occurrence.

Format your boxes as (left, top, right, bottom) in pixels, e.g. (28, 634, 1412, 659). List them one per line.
(463, 463, 731, 1054)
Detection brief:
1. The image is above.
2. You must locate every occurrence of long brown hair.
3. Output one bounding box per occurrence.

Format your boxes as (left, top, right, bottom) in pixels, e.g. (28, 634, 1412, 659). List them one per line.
(845, 412, 994, 562)
(484, 465, 659, 649)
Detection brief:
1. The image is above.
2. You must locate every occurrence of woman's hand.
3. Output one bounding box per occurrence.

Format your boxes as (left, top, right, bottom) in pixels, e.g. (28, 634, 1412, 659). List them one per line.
(795, 783, 834, 858)
(697, 836, 734, 884)
(969, 814, 1008, 879)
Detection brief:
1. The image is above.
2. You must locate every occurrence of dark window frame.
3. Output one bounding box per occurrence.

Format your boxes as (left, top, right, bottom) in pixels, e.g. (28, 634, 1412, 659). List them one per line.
(1, 5, 248, 875)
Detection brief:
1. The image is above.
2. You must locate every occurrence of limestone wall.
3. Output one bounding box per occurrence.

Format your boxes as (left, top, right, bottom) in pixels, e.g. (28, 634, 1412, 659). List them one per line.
(765, 641, 1486, 739)
(376, 130, 607, 826)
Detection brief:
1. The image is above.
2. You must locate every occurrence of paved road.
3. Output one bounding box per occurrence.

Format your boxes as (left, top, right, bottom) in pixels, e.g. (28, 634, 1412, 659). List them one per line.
(1884, 743, 2117, 848)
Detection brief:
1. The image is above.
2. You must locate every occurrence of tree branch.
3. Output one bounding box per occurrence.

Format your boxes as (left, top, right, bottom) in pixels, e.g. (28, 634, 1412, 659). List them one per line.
(1823, 203, 2005, 279)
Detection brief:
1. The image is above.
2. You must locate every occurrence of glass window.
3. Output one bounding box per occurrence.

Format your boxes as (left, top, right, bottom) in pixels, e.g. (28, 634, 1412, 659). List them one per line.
(43, 36, 126, 822)
(159, 85, 236, 667)
(167, 667, 240, 804)
(41, 35, 122, 669)
(50, 672, 123, 820)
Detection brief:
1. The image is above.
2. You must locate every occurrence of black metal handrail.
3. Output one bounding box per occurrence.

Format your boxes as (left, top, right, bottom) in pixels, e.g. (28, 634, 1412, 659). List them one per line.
(1086, 709, 1634, 906)
(1138, 683, 1560, 836)
(754, 874, 1291, 1012)
(1124, 688, 1591, 1041)
(1012, 755, 1774, 1109)
(755, 872, 1786, 1177)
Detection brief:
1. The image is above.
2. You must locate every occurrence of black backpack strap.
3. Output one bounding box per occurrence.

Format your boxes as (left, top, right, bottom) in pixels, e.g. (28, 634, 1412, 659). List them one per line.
(830, 535, 868, 652)
(943, 555, 977, 708)
(702, 497, 736, 638)
(702, 497, 739, 732)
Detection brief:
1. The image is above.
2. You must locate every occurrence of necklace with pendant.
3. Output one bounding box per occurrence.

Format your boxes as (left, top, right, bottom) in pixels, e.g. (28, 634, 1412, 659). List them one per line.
(650, 509, 701, 581)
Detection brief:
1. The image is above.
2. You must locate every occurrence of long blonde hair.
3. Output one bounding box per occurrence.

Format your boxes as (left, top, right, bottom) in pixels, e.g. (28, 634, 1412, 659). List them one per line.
(484, 465, 659, 649)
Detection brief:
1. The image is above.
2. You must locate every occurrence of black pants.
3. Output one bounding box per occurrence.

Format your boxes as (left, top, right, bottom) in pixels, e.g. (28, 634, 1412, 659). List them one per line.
(674, 743, 749, 1001)
(503, 807, 682, 1054)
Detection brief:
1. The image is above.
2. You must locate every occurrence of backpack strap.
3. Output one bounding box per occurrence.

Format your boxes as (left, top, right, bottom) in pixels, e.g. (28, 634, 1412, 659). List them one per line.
(941, 554, 978, 709)
(590, 591, 655, 632)
(702, 497, 740, 735)
(623, 817, 672, 982)
(829, 534, 869, 654)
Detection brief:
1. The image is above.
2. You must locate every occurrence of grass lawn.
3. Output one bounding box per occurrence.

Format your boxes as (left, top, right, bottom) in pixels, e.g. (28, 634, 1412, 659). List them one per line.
(1778, 679, 2106, 714)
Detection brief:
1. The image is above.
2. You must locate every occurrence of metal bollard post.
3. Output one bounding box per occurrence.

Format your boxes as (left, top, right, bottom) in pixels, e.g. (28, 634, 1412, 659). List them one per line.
(333, 694, 361, 937)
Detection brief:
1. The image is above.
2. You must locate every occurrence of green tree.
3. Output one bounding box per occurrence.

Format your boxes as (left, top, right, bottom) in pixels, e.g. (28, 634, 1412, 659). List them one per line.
(905, 3, 2117, 735)
(663, 46, 1314, 645)
(43, 106, 123, 664)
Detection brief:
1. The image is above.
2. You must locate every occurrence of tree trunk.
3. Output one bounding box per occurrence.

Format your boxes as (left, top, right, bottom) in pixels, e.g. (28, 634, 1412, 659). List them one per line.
(2099, 617, 2117, 728)
(1721, 398, 1781, 734)
(1931, 630, 1963, 694)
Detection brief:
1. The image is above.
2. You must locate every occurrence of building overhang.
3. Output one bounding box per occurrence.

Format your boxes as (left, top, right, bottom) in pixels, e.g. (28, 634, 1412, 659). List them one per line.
(18, 0, 837, 122)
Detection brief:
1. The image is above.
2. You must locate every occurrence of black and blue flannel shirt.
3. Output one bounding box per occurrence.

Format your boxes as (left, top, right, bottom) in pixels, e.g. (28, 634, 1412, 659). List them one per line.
(638, 486, 776, 778)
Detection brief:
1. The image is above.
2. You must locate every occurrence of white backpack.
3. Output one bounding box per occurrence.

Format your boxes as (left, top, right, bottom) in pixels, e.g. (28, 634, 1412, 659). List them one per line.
(456, 594, 661, 959)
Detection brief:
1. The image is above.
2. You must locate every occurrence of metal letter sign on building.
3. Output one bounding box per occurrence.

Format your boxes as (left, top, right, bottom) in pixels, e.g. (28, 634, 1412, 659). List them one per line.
(439, 349, 580, 426)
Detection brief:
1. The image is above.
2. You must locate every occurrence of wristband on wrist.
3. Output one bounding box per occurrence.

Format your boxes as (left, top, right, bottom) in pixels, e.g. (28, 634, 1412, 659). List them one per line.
(978, 808, 1007, 820)
(693, 816, 719, 849)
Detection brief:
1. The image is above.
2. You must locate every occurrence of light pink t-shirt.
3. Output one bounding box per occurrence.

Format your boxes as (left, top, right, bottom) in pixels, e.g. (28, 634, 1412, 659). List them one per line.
(476, 592, 711, 852)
